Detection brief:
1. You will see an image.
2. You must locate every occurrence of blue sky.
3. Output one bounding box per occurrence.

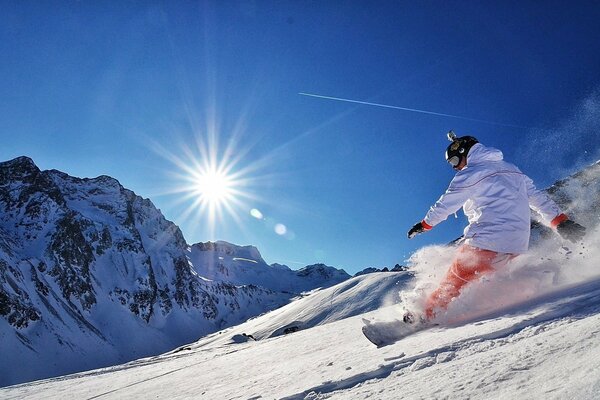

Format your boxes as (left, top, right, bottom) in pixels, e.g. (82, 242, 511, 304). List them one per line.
(2, 1, 600, 274)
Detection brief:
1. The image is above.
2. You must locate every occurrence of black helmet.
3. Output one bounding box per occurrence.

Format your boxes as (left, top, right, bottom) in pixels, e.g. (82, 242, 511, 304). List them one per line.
(445, 130, 478, 168)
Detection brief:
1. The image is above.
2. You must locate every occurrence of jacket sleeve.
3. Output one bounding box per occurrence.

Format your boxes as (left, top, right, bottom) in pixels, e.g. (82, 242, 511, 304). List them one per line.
(524, 175, 562, 224)
(423, 178, 470, 227)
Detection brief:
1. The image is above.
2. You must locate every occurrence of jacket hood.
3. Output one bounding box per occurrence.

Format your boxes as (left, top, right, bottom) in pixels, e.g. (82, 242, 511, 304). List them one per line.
(467, 143, 504, 165)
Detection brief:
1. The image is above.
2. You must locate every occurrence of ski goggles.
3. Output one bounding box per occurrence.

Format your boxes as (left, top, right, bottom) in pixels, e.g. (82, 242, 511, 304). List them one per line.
(447, 155, 460, 167)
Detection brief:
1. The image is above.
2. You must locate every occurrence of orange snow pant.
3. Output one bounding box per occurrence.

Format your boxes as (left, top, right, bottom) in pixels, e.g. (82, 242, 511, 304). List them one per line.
(425, 245, 515, 319)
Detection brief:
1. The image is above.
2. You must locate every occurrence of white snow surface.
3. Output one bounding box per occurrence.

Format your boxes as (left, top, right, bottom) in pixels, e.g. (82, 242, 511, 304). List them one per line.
(2, 224, 600, 400)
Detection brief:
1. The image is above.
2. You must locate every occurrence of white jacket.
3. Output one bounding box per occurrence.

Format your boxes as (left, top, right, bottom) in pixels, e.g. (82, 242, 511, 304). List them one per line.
(423, 143, 562, 254)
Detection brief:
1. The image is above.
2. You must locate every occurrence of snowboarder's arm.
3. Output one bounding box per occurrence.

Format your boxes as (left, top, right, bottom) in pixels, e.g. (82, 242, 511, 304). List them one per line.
(408, 183, 467, 239)
(524, 175, 562, 224)
(422, 181, 470, 228)
(524, 176, 586, 242)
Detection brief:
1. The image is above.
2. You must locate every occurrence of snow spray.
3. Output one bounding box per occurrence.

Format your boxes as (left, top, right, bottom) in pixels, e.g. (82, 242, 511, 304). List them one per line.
(398, 223, 600, 325)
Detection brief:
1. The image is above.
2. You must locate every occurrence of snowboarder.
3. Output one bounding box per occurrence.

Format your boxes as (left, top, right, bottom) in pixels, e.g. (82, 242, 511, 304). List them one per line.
(406, 131, 586, 323)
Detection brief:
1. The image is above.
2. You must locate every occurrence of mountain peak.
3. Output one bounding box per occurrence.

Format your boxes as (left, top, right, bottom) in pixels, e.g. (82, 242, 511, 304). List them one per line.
(0, 155, 36, 167)
(0, 156, 40, 180)
(297, 263, 350, 280)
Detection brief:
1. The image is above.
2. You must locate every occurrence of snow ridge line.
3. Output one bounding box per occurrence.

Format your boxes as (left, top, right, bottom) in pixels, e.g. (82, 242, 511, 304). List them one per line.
(282, 281, 600, 400)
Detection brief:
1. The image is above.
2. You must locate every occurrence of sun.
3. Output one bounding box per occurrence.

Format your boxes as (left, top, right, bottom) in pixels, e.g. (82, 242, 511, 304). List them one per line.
(193, 168, 234, 206)
(148, 96, 293, 241)
(180, 150, 249, 237)
(149, 127, 263, 241)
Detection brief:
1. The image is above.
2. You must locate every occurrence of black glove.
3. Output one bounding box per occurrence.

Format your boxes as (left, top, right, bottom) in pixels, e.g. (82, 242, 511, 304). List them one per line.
(408, 222, 426, 239)
(556, 219, 586, 243)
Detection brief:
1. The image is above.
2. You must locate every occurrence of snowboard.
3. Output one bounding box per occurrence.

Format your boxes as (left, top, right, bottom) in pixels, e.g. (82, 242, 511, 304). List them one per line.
(361, 318, 433, 347)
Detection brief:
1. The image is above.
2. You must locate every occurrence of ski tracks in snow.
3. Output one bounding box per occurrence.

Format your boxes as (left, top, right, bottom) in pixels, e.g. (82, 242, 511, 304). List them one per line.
(282, 279, 600, 400)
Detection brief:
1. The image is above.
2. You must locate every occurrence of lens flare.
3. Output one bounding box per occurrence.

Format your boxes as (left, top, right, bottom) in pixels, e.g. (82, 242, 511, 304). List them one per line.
(274, 223, 287, 235)
(250, 208, 264, 219)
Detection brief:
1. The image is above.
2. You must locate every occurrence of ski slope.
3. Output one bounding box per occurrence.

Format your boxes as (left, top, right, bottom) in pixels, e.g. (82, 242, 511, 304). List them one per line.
(2, 227, 600, 400)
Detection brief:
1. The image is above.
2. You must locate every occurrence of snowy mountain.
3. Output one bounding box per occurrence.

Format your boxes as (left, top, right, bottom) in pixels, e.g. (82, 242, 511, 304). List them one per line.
(354, 264, 408, 276)
(189, 241, 350, 293)
(0, 156, 349, 387)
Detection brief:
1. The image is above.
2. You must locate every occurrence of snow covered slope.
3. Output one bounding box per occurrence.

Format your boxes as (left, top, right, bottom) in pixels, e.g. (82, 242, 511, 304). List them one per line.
(194, 271, 413, 344)
(2, 229, 599, 399)
(0, 157, 349, 387)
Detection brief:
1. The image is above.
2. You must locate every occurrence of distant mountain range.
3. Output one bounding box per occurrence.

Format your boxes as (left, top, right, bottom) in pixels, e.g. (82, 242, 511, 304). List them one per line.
(0, 156, 350, 387)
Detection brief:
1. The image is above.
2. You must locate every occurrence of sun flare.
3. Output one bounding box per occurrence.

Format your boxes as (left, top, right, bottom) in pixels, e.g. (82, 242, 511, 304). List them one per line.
(193, 168, 234, 206)
(148, 95, 296, 242)
(150, 127, 264, 241)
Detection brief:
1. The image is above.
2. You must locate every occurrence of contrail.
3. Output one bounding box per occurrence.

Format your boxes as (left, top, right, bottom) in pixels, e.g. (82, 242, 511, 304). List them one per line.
(299, 92, 529, 129)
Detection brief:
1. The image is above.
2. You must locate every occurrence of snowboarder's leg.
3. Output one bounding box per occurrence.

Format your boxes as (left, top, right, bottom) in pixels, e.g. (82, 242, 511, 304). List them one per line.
(425, 245, 500, 319)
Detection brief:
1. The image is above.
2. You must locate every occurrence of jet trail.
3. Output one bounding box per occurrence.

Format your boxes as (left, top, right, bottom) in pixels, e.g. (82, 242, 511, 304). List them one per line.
(299, 92, 529, 129)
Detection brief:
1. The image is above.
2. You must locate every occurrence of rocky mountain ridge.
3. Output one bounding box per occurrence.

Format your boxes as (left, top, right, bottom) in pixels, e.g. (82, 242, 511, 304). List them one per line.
(0, 156, 349, 386)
